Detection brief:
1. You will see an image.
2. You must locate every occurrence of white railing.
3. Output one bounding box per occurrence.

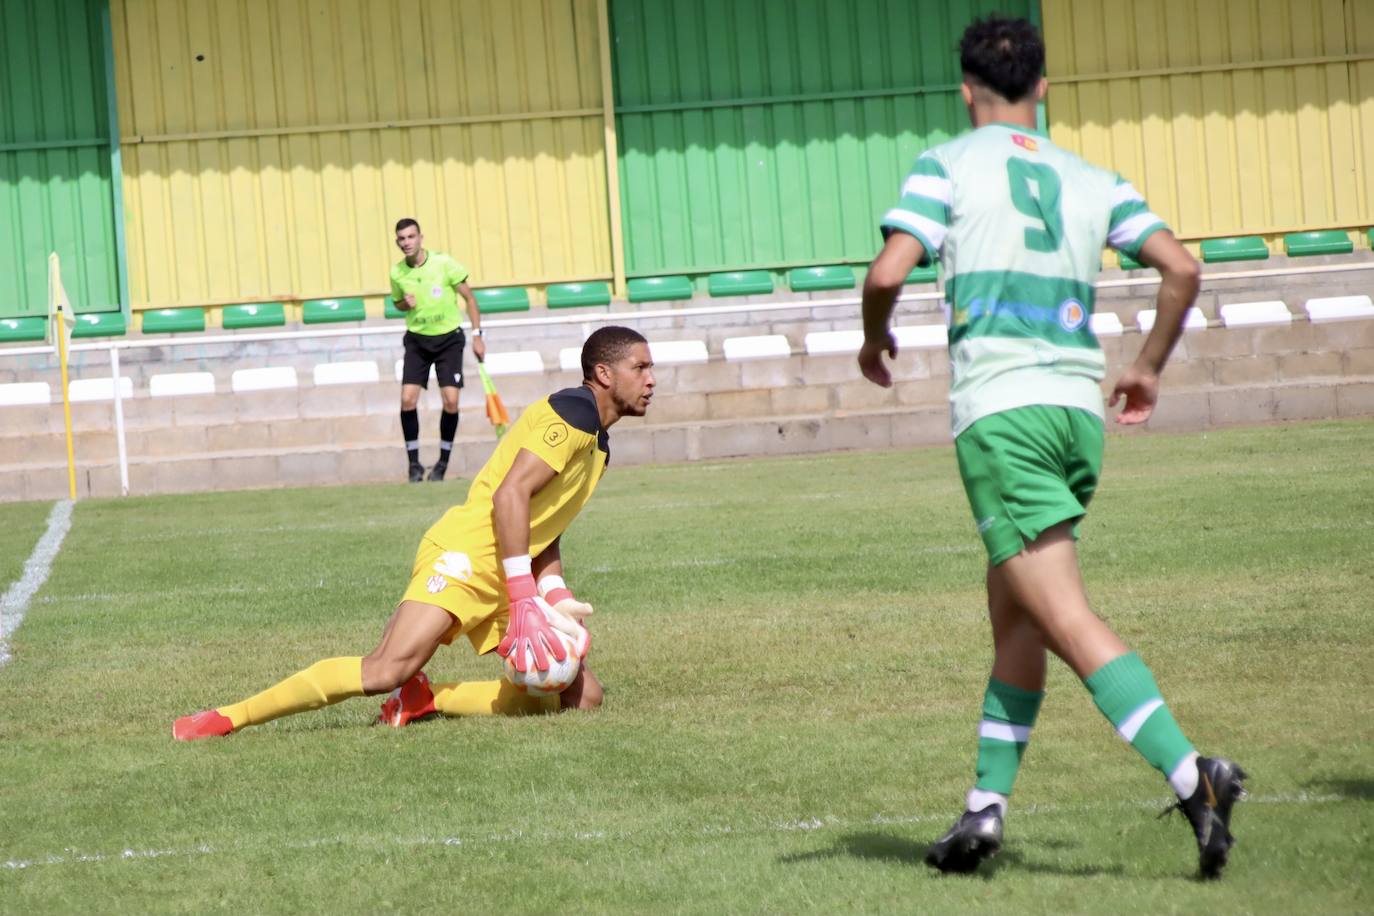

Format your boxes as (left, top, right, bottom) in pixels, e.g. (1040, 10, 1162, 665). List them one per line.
(3, 259, 1370, 498)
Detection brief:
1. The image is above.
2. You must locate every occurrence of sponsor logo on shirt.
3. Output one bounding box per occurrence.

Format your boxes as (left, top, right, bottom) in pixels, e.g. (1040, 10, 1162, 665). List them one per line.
(1012, 134, 1039, 152)
(1058, 298, 1088, 331)
(431, 285, 444, 298)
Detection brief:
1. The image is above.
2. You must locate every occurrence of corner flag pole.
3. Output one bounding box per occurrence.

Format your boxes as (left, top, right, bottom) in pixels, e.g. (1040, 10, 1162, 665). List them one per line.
(49, 253, 78, 500)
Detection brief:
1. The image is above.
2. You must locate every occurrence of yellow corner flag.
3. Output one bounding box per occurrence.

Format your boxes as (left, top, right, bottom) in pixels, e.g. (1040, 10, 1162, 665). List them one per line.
(48, 253, 78, 500)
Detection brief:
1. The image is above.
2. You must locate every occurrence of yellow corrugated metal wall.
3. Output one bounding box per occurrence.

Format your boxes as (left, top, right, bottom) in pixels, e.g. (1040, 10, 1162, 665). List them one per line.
(112, 0, 609, 309)
(1043, 0, 1373, 253)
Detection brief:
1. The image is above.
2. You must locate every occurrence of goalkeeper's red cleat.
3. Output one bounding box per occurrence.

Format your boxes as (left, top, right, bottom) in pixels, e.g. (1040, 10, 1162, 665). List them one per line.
(173, 709, 234, 741)
(377, 672, 437, 728)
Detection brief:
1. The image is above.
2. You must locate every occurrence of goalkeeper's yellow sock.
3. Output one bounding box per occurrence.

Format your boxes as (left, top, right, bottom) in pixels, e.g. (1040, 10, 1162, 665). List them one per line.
(218, 657, 364, 730)
(431, 679, 559, 716)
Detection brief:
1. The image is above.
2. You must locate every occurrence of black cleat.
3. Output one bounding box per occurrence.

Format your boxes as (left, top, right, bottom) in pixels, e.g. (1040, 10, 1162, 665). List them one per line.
(1164, 756, 1248, 880)
(925, 805, 1004, 874)
(408, 461, 425, 483)
(427, 461, 448, 482)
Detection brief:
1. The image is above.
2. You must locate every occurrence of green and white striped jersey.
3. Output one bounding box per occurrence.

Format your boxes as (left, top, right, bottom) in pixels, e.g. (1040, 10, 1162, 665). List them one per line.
(880, 123, 1167, 436)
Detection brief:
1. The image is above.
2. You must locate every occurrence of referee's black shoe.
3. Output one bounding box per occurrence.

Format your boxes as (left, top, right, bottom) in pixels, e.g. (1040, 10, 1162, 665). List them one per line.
(1165, 755, 1247, 880)
(408, 461, 425, 483)
(427, 460, 448, 482)
(925, 804, 1003, 874)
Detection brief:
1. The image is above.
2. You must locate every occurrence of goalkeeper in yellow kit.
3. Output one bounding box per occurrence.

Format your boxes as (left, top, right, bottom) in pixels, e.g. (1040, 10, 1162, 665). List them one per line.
(173, 327, 654, 739)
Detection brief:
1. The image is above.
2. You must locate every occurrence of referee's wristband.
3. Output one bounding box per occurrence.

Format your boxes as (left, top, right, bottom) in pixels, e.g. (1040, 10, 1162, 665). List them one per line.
(472, 328, 484, 337)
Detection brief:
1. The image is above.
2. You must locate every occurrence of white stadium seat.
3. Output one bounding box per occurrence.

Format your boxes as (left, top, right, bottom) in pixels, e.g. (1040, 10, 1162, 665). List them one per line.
(1090, 312, 1124, 337)
(0, 382, 50, 407)
(1137, 307, 1207, 333)
(722, 334, 790, 360)
(1219, 301, 1292, 328)
(1305, 295, 1374, 324)
(649, 339, 709, 365)
(803, 329, 864, 355)
(483, 351, 545, 376)
(68, 376, 134, 402)
(231, 366, 298, 392)
(892, 324, 947, 349)
(149, 372, 217, 397)
(559, 347, 582, 372)
(313, 361, 380, 386)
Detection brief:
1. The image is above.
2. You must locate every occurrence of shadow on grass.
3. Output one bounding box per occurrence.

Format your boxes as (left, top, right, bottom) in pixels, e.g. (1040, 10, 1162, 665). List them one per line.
(779, 832, 1125, 878)
(1303, 777, 1374, 800)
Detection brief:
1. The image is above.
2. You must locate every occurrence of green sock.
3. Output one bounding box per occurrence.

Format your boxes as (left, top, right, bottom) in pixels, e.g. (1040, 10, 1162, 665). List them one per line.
(1085, 652, 1195, 777)
(973, 678, 1045, 795)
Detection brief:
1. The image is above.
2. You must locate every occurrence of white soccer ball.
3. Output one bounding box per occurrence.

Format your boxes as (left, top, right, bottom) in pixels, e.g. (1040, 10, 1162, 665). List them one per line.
(503, 625, 589, 696)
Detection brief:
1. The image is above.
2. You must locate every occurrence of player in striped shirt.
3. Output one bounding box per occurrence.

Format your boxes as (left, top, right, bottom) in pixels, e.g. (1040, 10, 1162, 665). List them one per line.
(859, 15, 1246, 879)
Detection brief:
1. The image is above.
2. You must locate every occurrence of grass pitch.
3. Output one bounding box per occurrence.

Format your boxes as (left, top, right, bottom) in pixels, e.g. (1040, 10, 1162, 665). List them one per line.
(1, 420, 1371, 913)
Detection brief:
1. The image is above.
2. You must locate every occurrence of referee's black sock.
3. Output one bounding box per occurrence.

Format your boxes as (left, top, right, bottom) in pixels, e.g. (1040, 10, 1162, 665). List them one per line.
(401, 409, 420, 466)
(437, 410, 458, 465)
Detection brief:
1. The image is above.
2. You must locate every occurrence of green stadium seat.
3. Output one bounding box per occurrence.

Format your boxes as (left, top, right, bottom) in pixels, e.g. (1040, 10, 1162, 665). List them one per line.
(302, 297, 366, 324)
(1118, 252, 1145, 270)
(1368, 227, 1373, 249)
(141, 307, 205, 334)
(708, 270, 773, 297)
(1283, 230, 1354, 257)
(384, 297, 406, 319)
(0, 316, 47, 343)
(789, 265, 856, 292)
(1200, 236, 1269, 263)
(627, 276, 693, 303)
(70, 311, 127, 339)
(546, 282, 611, 309)
(222, 302, 286, 329)
(906, 264, 938, 284)
(474, 287, 531, 313)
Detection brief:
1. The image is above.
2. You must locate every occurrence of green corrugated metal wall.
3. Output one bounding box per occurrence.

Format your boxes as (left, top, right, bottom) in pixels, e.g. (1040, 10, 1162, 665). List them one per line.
(611, 0, 1032, 279)
(0, 0, 120, 318)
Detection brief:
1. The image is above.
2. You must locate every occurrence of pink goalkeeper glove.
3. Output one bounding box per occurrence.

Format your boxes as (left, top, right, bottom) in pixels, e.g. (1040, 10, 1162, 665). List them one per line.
(497, 574, 568, 673)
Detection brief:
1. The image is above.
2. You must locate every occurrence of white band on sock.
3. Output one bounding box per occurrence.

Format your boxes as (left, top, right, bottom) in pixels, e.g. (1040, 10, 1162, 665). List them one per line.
(501, 555, 532, 578)
(1167, 751, 1200, 799)
(978, 720, 1031, 743)
(1116, 698, 1164, 742)
(537, 574, 567, 596)
(439, 440, 453, 452)
(966, 788, 1008, 817)
(405, 439, 420, 450)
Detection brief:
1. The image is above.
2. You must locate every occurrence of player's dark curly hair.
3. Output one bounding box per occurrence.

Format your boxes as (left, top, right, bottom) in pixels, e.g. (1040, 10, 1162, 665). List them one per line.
(959, 15, 1044, 103)
(581, 325, 648, 380)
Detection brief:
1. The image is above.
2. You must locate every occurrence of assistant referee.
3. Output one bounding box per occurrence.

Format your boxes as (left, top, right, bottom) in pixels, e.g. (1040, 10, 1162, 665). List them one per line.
(390, 218, 486, 482)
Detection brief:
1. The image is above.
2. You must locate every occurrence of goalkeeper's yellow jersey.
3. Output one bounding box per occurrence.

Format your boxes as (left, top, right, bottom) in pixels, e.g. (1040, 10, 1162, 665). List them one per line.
(424, 386, 609, 566)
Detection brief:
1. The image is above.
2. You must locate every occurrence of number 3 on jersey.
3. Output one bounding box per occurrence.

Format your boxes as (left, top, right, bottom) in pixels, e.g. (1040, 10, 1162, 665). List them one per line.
(1007, 158, 1064, 252)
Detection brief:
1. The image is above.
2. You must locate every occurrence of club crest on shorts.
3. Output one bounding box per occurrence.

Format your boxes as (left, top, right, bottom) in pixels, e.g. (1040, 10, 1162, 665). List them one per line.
(454, 371, 462, 384)
(1058, 298, 1088, 331)
(426, 575, 447, 594)
(434, 551, 473, 581)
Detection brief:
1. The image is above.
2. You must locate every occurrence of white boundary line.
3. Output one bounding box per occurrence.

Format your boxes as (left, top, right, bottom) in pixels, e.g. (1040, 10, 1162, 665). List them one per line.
(0, 500, 74, 666)
(0, 792, 1347, 871)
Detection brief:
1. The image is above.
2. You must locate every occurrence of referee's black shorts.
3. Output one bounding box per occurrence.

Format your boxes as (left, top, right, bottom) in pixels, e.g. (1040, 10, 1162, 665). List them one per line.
(401, 328, 466, 389)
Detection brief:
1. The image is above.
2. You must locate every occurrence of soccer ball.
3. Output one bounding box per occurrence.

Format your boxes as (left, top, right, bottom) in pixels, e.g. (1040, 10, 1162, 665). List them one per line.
(503, 624, 589, 696)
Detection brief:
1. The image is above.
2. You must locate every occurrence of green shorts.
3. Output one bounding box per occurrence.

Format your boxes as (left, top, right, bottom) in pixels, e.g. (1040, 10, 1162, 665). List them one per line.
(955, 405, 1104, 566)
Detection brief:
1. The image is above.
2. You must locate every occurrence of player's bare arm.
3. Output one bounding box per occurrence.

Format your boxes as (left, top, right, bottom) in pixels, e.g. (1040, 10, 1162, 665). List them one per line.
(458, 281, 485, 361)
(1110, 231, 1202, 425)
(859, 231, 926, 387)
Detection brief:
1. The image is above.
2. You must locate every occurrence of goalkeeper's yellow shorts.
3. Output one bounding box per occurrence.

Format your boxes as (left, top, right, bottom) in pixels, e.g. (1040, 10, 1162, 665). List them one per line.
(399, 537, 508, 655)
